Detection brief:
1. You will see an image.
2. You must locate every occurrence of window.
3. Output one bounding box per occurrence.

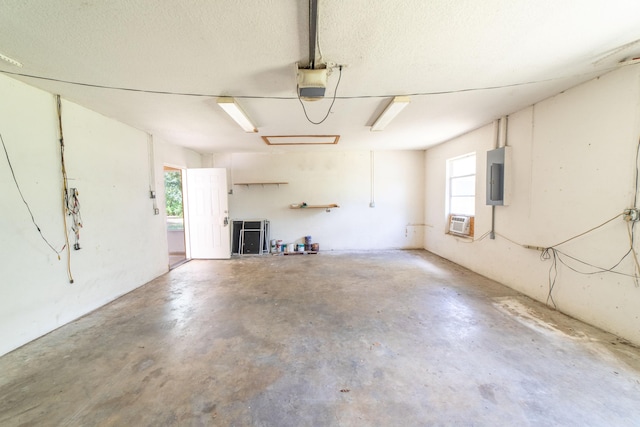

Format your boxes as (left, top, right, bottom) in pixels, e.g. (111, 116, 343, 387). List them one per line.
(447, 153, 476, 216)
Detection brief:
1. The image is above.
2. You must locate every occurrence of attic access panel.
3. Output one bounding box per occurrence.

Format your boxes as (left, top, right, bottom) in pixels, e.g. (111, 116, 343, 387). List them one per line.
(262, 135, 340, 146)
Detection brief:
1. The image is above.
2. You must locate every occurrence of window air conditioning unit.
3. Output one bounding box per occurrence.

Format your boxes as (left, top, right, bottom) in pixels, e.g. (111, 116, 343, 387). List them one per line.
(449, 215, 471, 236)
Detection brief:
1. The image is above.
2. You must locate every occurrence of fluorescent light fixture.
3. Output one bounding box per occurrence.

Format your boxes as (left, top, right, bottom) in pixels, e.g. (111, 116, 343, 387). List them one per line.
(262, 135, 340, 145)
(217, 97, 257, 132)
(0, 52, 22, 67)
(371, 96, 410, 131)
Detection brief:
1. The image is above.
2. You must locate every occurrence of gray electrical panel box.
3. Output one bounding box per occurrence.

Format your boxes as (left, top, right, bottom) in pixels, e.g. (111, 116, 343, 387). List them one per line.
(486, 146, 511, 206)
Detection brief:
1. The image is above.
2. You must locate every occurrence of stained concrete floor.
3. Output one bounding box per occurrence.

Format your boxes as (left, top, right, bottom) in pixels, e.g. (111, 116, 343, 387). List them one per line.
(2, 250, 640, 426)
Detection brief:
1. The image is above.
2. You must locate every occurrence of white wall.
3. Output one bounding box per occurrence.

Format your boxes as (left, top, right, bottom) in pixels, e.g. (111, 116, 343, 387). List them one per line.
(159, 141, 203, 170)
(0, 74, 200, 356)
(425, 64, 640, 345)
(211, 151, 425, 250)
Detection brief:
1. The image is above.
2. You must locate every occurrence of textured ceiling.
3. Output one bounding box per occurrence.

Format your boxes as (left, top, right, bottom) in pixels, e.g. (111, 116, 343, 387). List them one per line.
(1, 1, 640, 153)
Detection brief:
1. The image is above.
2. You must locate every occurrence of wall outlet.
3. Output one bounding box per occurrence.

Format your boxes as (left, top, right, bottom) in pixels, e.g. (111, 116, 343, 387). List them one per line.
(369, 202, 376, 208)
(154, 208, 160, 215)
(624, 208, 640, 222)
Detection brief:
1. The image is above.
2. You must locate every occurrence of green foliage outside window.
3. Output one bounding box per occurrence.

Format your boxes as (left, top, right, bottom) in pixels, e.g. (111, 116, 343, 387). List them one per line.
(165, 171, 183, 217)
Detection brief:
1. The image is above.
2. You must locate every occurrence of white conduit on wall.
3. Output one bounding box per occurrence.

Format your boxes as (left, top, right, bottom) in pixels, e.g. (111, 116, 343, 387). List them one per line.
(370, 151, 375, 208)
(490, 116, 508, 239)
(499, 116, 508, 148)
(147, 133, 159, 215)
(229, 153, 234, 195)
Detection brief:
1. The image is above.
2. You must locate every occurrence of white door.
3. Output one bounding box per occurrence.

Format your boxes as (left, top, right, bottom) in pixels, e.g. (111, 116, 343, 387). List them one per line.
(185, 168, 230, 259)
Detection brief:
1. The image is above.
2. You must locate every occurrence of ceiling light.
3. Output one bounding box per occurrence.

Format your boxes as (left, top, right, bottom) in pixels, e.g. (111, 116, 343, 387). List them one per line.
(217, 97, 257, 132)
(0, 52, 23, 67)
(262, 135, 339, 145)
(371, 96, 411, 131)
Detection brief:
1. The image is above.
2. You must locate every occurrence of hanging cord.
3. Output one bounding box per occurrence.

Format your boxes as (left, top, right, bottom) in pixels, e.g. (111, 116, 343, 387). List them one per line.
(538, 138, 640, 297)
(547, 213, 623, 248)
(633, 137, 640, 207)
(472, 211, 634, 307)
(457, 140, 640, 304)
(56, 95, 75, 284)
(297, 65, 343, 125)
(540, 248, 559, 309)
(67, 187, 83, 250)
(1, 132, 65, 258)
(629, 137, 640, 284)
(0, 63, 630, 100)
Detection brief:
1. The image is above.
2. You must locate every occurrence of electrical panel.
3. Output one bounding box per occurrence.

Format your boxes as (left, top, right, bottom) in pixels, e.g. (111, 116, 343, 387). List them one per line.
(486, 146, 511, 206)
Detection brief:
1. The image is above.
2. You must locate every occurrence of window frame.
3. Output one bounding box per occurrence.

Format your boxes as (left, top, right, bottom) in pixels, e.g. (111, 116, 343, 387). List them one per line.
(446, 152, 476, 217)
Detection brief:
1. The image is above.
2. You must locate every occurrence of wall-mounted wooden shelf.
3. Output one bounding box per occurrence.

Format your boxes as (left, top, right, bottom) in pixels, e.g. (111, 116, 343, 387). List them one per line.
(234, 182, 288, 188)
(290, 203, 339, 212)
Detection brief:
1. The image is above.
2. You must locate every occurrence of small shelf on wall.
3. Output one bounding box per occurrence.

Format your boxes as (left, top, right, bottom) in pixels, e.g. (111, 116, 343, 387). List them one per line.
(234, 182, 288, 188)
(290, 203, 339, 212)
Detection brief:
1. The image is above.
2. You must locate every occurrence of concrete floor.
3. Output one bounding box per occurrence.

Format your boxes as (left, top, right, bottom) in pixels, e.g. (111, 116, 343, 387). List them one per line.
(2, 250, 640, 426)
(169, 253, 187, 269)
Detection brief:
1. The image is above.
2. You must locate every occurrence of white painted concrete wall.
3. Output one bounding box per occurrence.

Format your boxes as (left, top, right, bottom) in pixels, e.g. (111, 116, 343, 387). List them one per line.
(0, 75, 201, 356)
(159, 141, 203, 170)
(425, 64, 640, 345)
(212, 151, 425, 250)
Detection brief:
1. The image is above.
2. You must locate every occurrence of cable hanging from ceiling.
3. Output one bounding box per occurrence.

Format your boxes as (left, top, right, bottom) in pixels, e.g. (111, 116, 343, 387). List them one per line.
(0, 63, 629, 101)
(298, 65, 342, 125)
(1, 96, 80, 284)
(56, 94, 77, 284)
(1, 131, 65, 258)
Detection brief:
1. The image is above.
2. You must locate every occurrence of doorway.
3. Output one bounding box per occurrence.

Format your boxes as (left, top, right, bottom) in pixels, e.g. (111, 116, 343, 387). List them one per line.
(164, 166, 187, 269)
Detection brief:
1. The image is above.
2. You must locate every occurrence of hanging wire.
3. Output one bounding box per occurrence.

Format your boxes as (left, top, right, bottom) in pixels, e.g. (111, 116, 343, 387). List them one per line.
(547, 213, 623, 248)
(0, 63, 627, 100)
(630, 219, 639, 287)
(629, 137, 640, 284)
(472, 208, 637, 307)
(67, 187, 83, 250)
(543, 248, 558, 309)
(1, 132, 65, 258)
(297, 66, 342, 125)
(56, 95, 75, 284)
(634, 137, 640, 207)
(450, 140, 640, 302)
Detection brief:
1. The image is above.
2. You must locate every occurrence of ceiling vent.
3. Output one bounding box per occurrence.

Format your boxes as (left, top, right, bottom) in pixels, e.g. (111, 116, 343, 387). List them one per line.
(297, 66, 327, 101)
